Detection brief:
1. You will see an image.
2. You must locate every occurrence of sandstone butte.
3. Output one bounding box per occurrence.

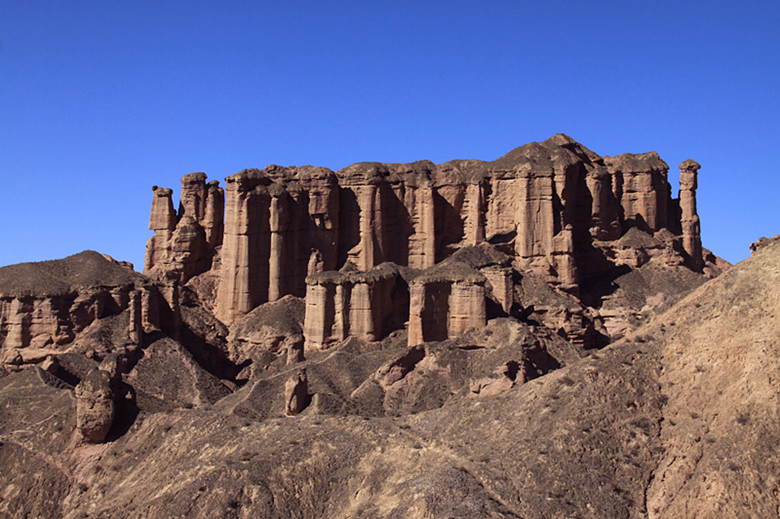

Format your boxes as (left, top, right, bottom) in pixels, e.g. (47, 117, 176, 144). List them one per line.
(0, 134, 776, 518)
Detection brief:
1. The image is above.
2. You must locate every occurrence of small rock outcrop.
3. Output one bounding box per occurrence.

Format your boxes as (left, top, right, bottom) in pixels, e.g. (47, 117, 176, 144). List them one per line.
(284, 368, 309, 416)
(75, 368, 115, 443)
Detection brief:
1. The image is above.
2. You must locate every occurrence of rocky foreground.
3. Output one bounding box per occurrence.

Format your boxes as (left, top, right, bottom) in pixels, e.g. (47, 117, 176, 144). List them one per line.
(0, 137, 776, 518)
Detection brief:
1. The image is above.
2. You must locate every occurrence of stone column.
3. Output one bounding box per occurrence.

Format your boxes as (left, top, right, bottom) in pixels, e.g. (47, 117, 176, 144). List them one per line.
(357, 185, 377, 270)
(203, 180, 224, 248)
(410, 185, 436, 269)
(586, 169, 621, 240)
(140, 287, 159, 332)
(216, 171, 270, 324)
(483, 267, 513, 313)
(144, 186, 177, 273)
(407, 282, 426, 346)
(514, 172, 555, 263)
(447, 281, 486, 338)
(551, 226, 578, 294)
(303, 282, 333, 350)
(179, 172, 208, 222)
(268, 190, 288, 302)
(464, 183, 485, 246)
(332, 283, 349, 342)
(349, 282, 375, 341)
(679, 159, 703, 270)
(128, 290, 142, 345)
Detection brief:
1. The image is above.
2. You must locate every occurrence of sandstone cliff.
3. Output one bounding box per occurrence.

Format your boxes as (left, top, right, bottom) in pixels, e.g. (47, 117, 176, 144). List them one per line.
(145, 135, 714, 335)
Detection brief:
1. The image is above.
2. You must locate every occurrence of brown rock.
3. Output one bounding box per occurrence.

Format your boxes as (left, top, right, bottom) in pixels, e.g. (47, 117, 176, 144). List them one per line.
(75, 367, 115, 443)
(284, 368, 309, 416)
(678, 159, 703, 270)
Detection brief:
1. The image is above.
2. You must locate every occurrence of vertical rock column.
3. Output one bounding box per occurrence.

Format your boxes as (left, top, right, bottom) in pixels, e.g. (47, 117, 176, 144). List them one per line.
(586, 169, 621, 240)
(463, 183, 486, 246)
(409, 185, 436, 269)
(216, 171, 271, 324)
(483, 267, 513, 313)
(127, 290, 142, 345)
(407, 283, 426, 346)
(203, 180, 224, 248)
(144, 187, 176, 273)
(332, 283, 350, 342)
(305, 170, 340, 272)
(179, 172, 208, 221)
(356, 184, 378, 270)
(551, 226, 578, 294)
(447, 281, 486, 338)
(302, 280, 334, 350)
(349, 282, 375, 341)
(679, 159, 703, 270)
(514, 170, 555, 268)
(268, 187, 289, 302)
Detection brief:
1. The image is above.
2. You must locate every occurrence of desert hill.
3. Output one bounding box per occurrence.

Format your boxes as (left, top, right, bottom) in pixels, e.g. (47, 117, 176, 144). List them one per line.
(0, 235, 776, 518)
(0, 137, 774, 518)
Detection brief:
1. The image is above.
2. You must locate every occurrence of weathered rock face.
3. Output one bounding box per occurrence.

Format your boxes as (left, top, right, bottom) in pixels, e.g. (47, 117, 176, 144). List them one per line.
(75, 367, 115, 443)
(146, 135, 709, 329)
(144, 174, 224, 284)
(408, 261, 487, 345)
(0, 251, 164, 366)
(284, 368, 309, 415)
(303, 263, 409, 350)
(678, 159, 703, 270)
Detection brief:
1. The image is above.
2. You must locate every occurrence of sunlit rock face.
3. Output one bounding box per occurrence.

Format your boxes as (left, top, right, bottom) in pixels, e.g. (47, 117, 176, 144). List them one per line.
(141, 134, 710, 347)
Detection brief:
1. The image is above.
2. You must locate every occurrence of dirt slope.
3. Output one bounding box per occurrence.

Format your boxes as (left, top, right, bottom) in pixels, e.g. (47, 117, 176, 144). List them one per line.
(0, 239, 776, 517)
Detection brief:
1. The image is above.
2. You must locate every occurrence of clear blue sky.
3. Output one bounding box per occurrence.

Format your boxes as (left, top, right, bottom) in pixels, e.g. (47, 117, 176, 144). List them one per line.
(2, 1, 778, 269)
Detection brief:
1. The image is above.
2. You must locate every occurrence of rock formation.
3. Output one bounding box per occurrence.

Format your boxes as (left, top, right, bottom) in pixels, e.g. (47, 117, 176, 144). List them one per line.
(284, 368, 309, 416)
(678, 159, 703, 270)
(3, 135, 773, 519)
(144, 174, 224, 284)
(144, 135, 712, 354)
(74, 367, 115, 443)
(0, 251, 165, 363)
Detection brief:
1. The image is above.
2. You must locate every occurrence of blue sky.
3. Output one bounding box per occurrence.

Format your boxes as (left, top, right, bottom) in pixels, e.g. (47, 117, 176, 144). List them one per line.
(1, 1, 778, 269)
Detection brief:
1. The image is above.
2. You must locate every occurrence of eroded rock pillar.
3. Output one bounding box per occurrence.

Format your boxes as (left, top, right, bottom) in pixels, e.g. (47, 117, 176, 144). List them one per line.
(679, 159, 703, 270)
(464, 183, 486, 246)
(217, 171, 271, 324)
(448, 281, 486, 338)
(357, 185, 377, 270)
(144, 187, 176, 273)
(407, 283, 425, 346)
(204, 180, 224, 248)
(303, 282, 333, 350)
(349, 282, 375, 341)
(269, 190, 289, 302)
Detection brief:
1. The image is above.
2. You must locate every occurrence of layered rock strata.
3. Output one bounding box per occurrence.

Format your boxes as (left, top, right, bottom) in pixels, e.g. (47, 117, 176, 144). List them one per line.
(0, 252, 167, 365)
(145, 135, 708, 341)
